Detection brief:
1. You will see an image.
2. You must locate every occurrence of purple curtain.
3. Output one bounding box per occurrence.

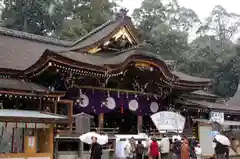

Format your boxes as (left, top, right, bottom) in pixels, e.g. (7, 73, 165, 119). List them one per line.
(73, 89, 168, 115)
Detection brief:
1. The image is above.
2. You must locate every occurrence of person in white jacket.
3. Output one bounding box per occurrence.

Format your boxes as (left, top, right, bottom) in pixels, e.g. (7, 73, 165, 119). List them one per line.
(125, 137, 136, 159)
(159, 135, 170, 159)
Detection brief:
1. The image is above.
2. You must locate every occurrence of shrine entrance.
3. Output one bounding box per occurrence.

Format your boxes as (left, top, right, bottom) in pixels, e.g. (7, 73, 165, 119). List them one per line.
(104, 108, 137, 134)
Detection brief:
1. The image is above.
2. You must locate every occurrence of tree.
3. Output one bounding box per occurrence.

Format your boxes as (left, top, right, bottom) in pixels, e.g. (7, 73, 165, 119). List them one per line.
(170, 7, 201, 32)
(132, 0, 198, 62)
(1, 0, 67, 35)
(197, 5, 240, 48)
(59, 0, 117, 40)
(191, 5, 240, 97)
(165, 0, 201, 32)
(132, 0, 167, 40)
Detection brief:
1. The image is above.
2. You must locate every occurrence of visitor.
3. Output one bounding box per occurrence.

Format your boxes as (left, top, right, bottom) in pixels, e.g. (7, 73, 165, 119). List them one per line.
(148, 137, 159, 159)
(90, 137, 102, 159)
(172, 138, 181, 159)
(213, 138, 229, 159)
(136, 140, 144, 159)
(159, 134, 170, 159)
(181, 136, 190, 159)
(189, 138, 197, 159)
(125, 137, 136, 159)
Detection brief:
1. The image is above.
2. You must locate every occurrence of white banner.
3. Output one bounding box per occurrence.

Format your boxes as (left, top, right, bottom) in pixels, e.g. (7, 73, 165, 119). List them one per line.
(150, 111, 186, 133)
(210, 111, 224, 124)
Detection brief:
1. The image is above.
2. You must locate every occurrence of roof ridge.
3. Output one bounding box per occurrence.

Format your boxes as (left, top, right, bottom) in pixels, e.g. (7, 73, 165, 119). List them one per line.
(71, 20, 114, 46)
(0, 27, 72, 46)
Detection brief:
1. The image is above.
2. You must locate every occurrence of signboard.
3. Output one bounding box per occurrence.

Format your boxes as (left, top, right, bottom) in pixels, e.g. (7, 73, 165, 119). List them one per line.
(210, 111, 224, 124)
(150, 111, 186, 133)
(28, 136, 35, 148)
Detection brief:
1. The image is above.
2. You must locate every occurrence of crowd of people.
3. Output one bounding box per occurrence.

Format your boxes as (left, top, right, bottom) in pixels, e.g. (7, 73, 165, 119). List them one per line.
(89, 135, 230, 159)
(124, 135, 198, 159)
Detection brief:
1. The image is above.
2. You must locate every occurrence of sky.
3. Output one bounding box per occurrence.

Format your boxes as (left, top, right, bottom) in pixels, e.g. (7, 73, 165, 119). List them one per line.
(120, 0, 240, 21)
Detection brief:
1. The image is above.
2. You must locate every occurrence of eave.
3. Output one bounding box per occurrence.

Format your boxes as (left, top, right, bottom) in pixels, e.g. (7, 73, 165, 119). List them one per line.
(0, 117, 68, 123)
(176, 99, 240, 114)
(0, 78, 65, 98)
(18, 49, 212, 90)
(0, 109, 68, 123)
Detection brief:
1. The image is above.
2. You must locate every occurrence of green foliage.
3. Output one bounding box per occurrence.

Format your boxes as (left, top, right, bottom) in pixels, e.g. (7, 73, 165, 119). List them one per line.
(1, 0, 66, 35)
(59, 0, 117, 40)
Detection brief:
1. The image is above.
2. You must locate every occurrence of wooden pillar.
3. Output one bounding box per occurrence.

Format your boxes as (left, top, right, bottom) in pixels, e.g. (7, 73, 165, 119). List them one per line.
(49, 125, 54, 159)
(137, 116, 143, 133)
(54, 100, 57, 114)
(98, 113, 104, 130)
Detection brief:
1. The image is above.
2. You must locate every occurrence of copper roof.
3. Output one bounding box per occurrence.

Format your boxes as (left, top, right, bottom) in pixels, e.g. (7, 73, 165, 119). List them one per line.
(0, 27, 71, 46)
(0, 33, 65, 70)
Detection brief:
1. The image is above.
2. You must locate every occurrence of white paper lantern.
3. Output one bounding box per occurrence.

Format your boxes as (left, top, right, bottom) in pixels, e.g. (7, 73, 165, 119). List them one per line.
(129, 99, 139, 111)
(106, 97, 116, 110)
(150, 102, 159, 113)
(79, 94, 89, 107)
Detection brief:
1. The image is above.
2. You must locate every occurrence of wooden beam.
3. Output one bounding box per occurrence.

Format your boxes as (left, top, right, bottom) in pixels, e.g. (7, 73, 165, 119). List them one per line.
(0, 117, 68, 123)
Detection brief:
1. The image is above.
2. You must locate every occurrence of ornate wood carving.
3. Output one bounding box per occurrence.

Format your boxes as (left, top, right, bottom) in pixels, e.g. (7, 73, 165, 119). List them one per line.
(60, 72, 75, 89)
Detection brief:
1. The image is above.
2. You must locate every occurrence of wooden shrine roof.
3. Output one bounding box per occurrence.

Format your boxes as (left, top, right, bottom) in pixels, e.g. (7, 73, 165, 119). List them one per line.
(187, 100, 240, 113)
(0, 109, 68, 123)
(193, 118, 240, 126)
(0, 29, 66, 70)
(70, 17, 138, 51)
(0, 16, 136, 71)
(0, 15, 212, 87)
(170, 71, 211, 82)
(0, 78, 64, 96)
(0, 109, 66, 119)
(0, 27, 71, 47)
(0, 16, 135, 50)
(24, 48, 211, 86)
(190, 90, 218, 97)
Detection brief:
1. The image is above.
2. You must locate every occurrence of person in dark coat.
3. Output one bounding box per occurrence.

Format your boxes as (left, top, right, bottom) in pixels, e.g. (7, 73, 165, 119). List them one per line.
(136, 141, 144, 159)
(172, 138, 181, 159)
(213, 138, 229, 159)
(90, 137, 102, 159)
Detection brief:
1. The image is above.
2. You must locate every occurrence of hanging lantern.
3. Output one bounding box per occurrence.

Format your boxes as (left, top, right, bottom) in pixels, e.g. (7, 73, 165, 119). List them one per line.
(150, 102, 159, 113)
(129, 99, 138, 111)
(78, 94, 89, 108)
(105, 97, 116, 110)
